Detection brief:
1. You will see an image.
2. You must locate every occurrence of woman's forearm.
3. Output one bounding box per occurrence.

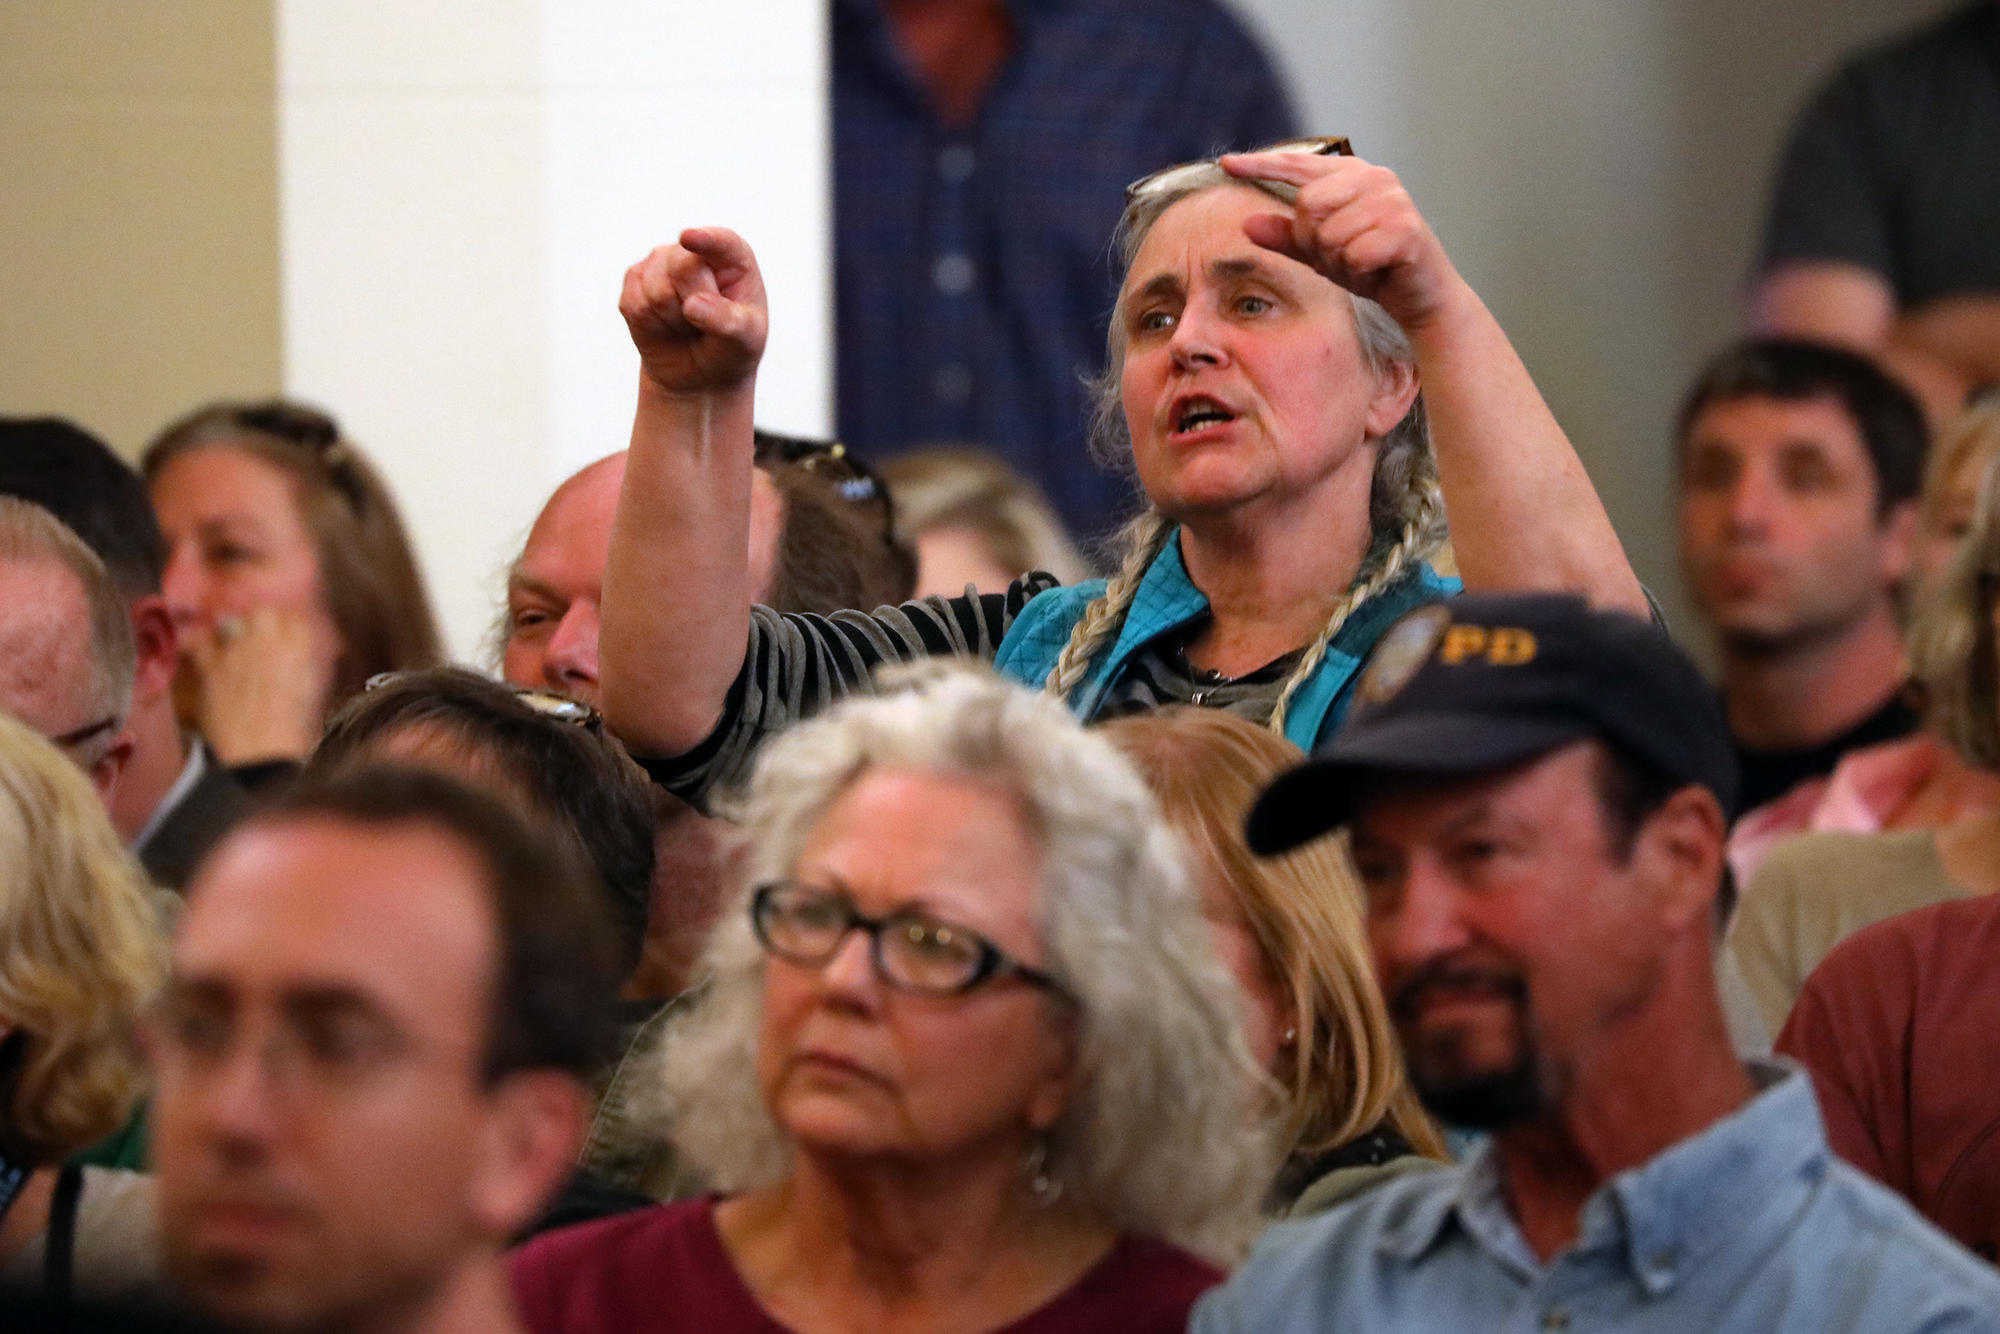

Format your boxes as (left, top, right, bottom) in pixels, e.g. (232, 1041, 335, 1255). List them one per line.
(1409, 278, 1649, 617)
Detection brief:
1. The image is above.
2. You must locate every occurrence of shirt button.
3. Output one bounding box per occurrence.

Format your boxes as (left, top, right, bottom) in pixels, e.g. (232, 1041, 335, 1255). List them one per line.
(937, 144, 976, 182)
(1541, 1311, 1570, 1332)
(933, 253, 977, 295)
(932, 364, 973, 405)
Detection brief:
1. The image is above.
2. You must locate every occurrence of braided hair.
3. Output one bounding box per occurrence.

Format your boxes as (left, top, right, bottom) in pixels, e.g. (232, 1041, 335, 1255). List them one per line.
(1046, 165, 1447, 733)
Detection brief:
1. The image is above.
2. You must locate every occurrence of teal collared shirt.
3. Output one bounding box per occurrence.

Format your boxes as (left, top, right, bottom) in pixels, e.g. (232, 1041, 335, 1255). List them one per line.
(1194, 1065, 2000, 1333)
(993, 529, 1457, 751)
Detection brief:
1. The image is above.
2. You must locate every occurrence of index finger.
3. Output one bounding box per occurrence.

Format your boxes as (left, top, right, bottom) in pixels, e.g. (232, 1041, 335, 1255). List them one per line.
(678, 226, 760, 291)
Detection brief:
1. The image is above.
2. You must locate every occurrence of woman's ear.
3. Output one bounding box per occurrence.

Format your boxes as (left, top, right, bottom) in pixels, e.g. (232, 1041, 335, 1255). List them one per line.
(1365, 358, 1421, 440)
(1025, 1011, 1079, 1132)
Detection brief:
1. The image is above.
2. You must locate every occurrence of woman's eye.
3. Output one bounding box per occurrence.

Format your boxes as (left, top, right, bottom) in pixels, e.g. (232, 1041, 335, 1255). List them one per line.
(509, 606, 552, 633)
(902, 921, 976, 963)
(1134, 309, 1175, 335)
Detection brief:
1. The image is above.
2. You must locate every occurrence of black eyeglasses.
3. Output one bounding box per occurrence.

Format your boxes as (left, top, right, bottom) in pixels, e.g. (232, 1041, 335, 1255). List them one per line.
(1124, 135, 1354, 203)
(49, 713, 122, 765)
(750, 881, 1069, 999)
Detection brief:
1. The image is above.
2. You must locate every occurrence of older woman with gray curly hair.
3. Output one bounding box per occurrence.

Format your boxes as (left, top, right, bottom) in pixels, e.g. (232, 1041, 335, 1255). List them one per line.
(509, 667, 1266, 1333)
(0, 713, 166, 1307)
(598, 139, 1645, 810)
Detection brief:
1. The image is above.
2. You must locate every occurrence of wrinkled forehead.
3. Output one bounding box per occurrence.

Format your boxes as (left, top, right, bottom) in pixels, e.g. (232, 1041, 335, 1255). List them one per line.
(1119, 181, 1303, 292)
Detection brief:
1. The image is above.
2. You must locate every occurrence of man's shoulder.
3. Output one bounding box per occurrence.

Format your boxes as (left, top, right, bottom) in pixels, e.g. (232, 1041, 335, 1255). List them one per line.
(1752, 826, 1940, 889)
(1192, 1165, 1462, 1329)
(1794, 1156, 2000, 1318)
(1833, 2, 1995, 89)
(139, 746, 253, 889)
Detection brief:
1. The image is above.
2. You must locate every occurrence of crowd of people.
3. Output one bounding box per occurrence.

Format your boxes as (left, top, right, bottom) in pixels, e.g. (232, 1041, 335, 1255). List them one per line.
(4, 4, 2000, 1330)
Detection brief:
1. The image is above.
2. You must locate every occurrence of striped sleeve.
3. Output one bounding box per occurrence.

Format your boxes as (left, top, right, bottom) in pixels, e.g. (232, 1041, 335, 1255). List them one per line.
(634, 573, 1061, 811)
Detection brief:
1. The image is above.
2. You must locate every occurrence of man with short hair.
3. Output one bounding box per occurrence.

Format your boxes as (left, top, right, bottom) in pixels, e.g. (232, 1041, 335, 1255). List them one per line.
(500, 440, 911, 705)
(1675, 338, 1927, 817)
(0, 495, 137, 803)
(0, 416, 250, 886)
(308, 666, 680, 1205)
(1197, 593, 2000, 1332)
(498, 438, 910, 1001)
(151, 765, 618, 1334)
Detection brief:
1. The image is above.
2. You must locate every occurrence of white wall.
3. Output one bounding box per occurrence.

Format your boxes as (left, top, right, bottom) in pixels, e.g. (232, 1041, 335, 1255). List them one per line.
(1227, 0, 1961, 637)
(278, 0, 828, 660)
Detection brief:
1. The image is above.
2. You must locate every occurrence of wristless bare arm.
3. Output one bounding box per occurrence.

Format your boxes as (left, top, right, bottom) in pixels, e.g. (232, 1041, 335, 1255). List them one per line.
(600, 228, 768, 756)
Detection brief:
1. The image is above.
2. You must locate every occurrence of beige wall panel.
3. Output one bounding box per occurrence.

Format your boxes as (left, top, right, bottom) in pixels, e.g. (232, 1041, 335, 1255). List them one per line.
(0, 2, 280, 454)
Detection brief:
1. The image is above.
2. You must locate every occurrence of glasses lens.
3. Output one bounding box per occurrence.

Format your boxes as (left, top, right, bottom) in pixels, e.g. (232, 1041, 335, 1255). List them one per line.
(753, 884, 851, 962)
(879, 916, 985, 993)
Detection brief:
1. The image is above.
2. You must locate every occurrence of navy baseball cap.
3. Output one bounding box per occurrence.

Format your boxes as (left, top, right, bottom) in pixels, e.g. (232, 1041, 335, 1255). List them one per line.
(1247, 593, 1738, 855)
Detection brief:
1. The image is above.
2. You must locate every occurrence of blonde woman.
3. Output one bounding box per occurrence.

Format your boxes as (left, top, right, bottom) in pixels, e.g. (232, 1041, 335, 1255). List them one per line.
(599, 142, 1643, 806)
(509, 668, 1267, 1332)
(0, 714, 166, 1306)
(880, 447, 1093, 596)
(1100, 707, 1443, 1214)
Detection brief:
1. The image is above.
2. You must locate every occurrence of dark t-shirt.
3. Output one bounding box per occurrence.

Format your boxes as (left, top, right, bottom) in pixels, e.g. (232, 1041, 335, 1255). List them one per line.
(1730, 688, 1919, 815)
(1758, 2, 2000, 305)
(508, 1197, 1221, 1334)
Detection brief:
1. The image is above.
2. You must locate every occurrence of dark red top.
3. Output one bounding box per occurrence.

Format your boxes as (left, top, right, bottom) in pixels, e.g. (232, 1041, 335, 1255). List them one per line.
(1777, 894, 2000, 1263)
(508, 1196, 1222, 1334)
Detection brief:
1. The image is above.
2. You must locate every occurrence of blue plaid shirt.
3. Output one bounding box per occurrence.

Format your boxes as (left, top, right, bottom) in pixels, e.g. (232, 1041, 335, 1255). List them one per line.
(833, 0, 1297, 539)
(1194, 1065, 2000, 1334)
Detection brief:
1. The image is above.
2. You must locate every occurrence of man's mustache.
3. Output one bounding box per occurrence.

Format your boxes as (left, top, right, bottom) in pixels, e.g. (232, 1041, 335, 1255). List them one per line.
(1389, 955, 1528, 1021)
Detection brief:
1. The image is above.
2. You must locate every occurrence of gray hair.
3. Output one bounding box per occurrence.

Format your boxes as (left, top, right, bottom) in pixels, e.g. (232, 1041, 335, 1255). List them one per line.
(0, 496, 137, 731)
(660, 664, 1272, 1260)
(1089, 162, 1442, 553)
(1047, 163, 1447, 725)
(1911, 447, 2000, 768)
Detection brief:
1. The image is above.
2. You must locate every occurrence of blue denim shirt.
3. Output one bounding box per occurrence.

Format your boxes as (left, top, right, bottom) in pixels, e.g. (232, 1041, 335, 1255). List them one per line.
(1194, 1066, 2000, 1333)
(994, 529, 1457, 751)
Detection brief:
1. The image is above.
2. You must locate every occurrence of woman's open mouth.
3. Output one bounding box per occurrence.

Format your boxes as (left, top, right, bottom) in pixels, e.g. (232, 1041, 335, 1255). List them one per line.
(1170, 395, 1238, 440)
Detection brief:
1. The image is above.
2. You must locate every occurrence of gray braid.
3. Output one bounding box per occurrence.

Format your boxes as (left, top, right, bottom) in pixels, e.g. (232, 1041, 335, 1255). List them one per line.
(1043, 511, 1174, 704)
(1268, 480, 1446, 736)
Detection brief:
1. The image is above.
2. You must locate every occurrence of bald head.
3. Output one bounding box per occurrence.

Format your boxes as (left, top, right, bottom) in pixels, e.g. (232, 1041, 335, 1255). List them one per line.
(500, 452, 783, 706)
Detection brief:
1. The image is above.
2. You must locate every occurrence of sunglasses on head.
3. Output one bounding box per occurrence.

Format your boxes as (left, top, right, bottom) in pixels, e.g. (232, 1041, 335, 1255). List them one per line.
(1124, 135, 1353, 204)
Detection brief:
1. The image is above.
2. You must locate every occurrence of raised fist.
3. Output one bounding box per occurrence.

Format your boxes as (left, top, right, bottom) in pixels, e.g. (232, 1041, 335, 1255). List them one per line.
(1221, 151, 1460, 335)
(619, 226, 770, 396)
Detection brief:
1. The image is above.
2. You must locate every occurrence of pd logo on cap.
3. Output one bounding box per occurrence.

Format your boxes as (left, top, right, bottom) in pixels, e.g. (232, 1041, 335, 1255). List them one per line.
(1357, 605, 1451, 705)
(1438, 624, 1538, 667)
